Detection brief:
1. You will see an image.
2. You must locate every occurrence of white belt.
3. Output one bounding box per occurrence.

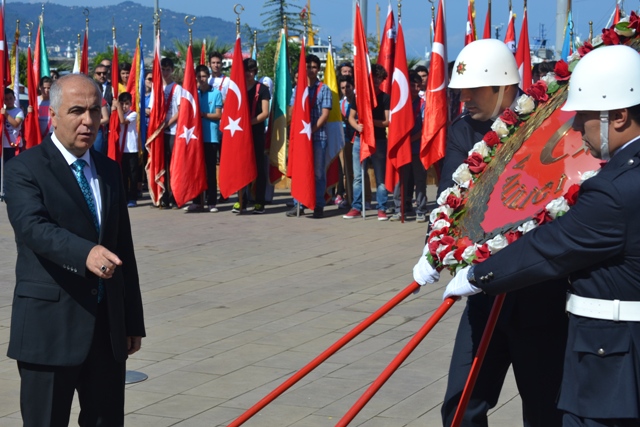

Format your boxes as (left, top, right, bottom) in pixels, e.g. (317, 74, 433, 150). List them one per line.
(566, 293, 640, 322)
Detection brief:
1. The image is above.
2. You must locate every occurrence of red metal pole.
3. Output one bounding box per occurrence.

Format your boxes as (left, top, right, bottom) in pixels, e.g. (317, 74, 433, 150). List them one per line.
(335, 297, 457, 427)
(451, 293, 506, 427)
(227, 281, 421, 427)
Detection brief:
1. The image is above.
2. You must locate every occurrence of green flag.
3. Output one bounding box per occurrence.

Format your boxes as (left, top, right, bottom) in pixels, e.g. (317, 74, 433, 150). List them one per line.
(268, 28, 292, 178)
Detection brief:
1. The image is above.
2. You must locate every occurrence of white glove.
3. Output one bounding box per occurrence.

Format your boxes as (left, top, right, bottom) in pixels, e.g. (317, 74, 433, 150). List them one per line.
(413, 244, 440, 285)
(443, 266, 481, 301)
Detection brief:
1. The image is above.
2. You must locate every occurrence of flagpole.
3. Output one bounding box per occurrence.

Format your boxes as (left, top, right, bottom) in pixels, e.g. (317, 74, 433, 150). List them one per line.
(233, 4, 246, 214)
(398, 1, 404, 224)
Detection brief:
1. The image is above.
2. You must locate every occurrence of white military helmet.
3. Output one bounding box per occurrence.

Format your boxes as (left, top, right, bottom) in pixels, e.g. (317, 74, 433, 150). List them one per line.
(561, 45, 640, 112)
(562, 45, 640, 161)
(449, 39, 520, 89)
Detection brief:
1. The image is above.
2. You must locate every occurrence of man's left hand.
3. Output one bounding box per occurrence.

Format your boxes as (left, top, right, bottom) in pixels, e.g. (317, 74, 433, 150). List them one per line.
(127, 336, 142, 355)
(443, 266, 481, 300)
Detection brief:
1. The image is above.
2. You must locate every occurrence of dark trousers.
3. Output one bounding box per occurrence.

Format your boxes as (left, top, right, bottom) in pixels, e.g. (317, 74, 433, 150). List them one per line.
(18, 300, 126, 427)
(192, 143, 219, 206)
(121, 152, 139, 202)
(393, 156, 427, 214)
(563, 413, 640, 427)
(247, 134, 266, 206)
(161, 133, 175, 206)
(442, 296, 566, 427)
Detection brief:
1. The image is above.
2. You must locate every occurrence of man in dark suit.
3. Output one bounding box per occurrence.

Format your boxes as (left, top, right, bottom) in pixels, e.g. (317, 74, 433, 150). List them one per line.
(4, 73, 145, 426)
(445, 44, 640, 426)
(414, 39, 567, 427)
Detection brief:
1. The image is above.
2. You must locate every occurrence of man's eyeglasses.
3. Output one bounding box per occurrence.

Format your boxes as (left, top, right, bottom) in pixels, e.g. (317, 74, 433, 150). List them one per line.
(95, 72, 107, 76)
(146, 78, 153, 81)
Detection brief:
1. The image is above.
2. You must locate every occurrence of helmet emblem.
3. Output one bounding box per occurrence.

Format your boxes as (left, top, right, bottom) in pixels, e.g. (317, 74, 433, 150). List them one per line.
(456, 61, 467, 75)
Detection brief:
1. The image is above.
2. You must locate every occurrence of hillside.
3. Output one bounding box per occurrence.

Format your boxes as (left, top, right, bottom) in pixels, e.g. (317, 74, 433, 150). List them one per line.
(4, 1, 240, 57)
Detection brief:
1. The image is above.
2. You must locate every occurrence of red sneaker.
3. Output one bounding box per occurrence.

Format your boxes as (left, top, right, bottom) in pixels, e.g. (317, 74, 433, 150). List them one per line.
(343, 208, 361, 219)
(377, 211, 389, 221)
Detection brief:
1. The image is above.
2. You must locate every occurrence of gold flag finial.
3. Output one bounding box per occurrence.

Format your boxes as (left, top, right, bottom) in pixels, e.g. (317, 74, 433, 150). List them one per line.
(26, 22, 33, 47)
(234, 4, 244, 36)
(185, 15, 195, 45)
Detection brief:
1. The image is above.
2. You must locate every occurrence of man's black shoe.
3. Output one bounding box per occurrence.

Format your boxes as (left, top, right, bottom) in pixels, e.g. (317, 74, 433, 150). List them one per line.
(312, 207, 324, 218)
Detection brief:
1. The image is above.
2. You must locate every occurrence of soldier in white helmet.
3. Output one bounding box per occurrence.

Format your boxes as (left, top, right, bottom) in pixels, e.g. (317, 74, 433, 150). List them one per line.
(413, 39, 566, 426)
(444, 44, 640, 426)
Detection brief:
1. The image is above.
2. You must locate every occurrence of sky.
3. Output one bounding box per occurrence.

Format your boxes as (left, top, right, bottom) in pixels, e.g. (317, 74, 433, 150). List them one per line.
(25, 0, 626, 59)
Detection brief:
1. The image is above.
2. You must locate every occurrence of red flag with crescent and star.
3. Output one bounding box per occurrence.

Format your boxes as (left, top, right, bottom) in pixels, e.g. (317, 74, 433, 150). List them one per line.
(377, 1, 395, 95)
(483, 0, 492, 39)
(385, 21, 413, 193)
(504, 8, 516, 53)
(24, 45, 42, 148)
(516, 6, 532, 91)
(353, 1, 377, 162)
(170, 43, 206, 207)
(218, 35, 256, 198)
(465, 0, 477, 45)
(420, 0, 448, 170)
(145, 33, 166, 206)
(107, 37, 121, 163)
(200, 39, 206, 65)
(286, 36, 316, 210)
(80, 29, 89, 75)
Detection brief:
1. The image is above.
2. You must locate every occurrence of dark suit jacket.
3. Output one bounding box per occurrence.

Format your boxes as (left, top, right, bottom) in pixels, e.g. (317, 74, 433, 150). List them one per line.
(474, 138, 640, 419)
(440, 115, 568, 329)
(4, 136, 145, 366)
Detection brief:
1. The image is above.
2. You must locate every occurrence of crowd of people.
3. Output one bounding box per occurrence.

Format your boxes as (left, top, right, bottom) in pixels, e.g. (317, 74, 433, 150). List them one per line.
(3, 53, 439, 221)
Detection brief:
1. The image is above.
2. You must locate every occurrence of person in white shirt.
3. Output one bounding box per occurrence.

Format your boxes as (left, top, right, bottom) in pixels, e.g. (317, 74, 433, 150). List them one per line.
(159, 57, 181, 208)
(112, 92, 139, 207)
(208, 52, 230, 102)
(2, 88, 25, 161)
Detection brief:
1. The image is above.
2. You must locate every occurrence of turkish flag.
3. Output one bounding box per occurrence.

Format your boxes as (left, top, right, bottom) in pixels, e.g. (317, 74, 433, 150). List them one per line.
(504, 9, 516, 53)
(24, 46, 42, 149)
(145, 33, 167, 206)
(218, 35, 256, 198)
(465, 0, 476, 45)
(385, 22, 413, 193)
(200, 39, 206, 65)
(420, 0, 448, 170)
(107, 41, 121, 163)
(126, 43, 139, 100)
(353, 2, 377, 162)
(0, 3, 5, 145)
(516, 7, 532, 91)
(377, 2, 395, 95)
(286, 37, 316, 210)
(483, 0, 492, 39)
(170, 44, 206, 207)
(80, 29, 89, 75)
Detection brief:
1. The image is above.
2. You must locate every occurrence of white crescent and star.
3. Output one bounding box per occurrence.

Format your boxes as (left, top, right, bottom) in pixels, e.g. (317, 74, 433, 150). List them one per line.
(300, 120, 312, 140)
(390, 68, 409, 122)
(225, 117, 242, 136)
(301, 88, 308, 112)
(428, 42, 446, 93)
(179, 125, 197, 145)
(228, 80, 242, 112)
(181, 88, 197, 119)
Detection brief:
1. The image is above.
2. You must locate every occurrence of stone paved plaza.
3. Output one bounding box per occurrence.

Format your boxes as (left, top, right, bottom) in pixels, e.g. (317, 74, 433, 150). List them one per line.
(0, 187, 523, 426)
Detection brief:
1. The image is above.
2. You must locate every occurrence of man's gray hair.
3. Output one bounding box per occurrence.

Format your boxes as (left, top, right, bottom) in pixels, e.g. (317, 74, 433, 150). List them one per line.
(49, 74, 103, 113)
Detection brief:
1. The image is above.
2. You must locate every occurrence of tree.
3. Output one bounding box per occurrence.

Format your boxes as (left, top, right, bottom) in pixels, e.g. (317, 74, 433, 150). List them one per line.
(256, 38, 302, 80)
(92, 49, 133, 70)
(173, 37, 233, 66)
(338, 34, 379, 62)
(261, 0, 305, 41)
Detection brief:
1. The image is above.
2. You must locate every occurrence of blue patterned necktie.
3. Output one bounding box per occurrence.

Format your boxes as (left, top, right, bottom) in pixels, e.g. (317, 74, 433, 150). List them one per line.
(71, 159, 104, 302)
